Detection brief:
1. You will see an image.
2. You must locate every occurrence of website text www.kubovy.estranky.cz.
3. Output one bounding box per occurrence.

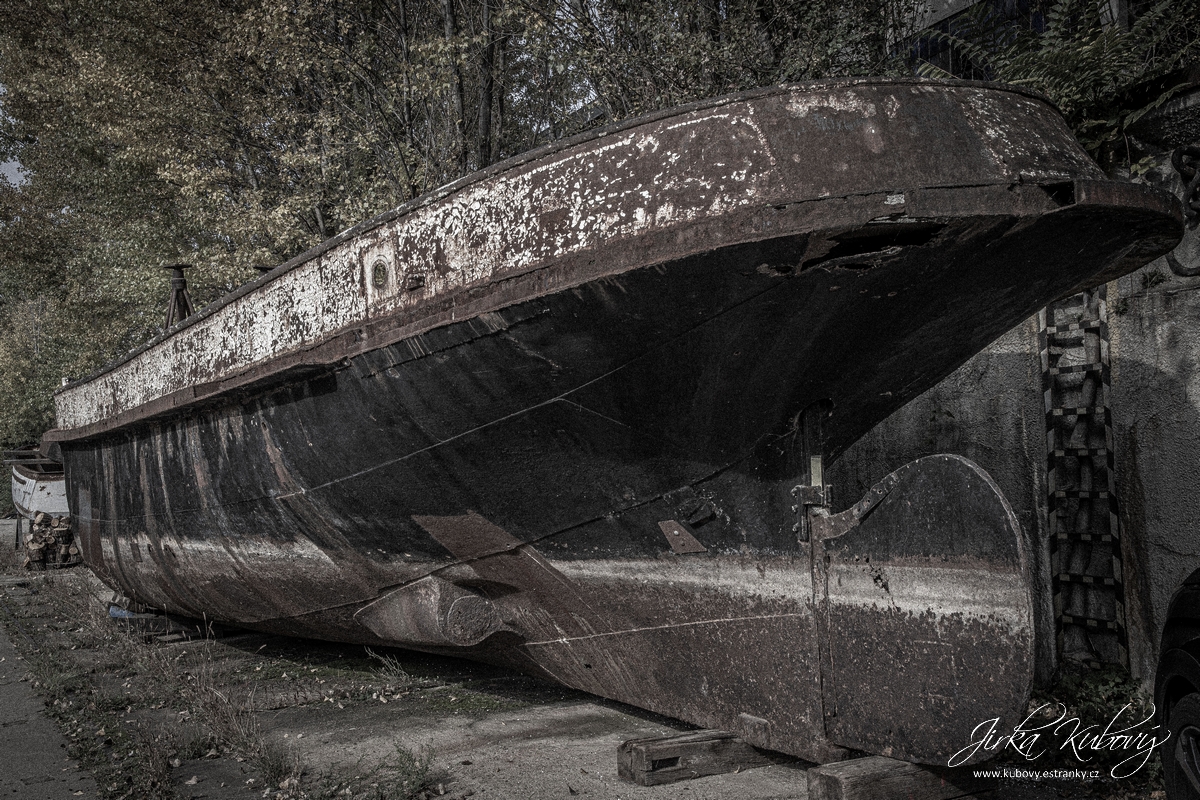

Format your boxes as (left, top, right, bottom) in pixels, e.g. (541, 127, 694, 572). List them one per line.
(972, 768, 1103, 780)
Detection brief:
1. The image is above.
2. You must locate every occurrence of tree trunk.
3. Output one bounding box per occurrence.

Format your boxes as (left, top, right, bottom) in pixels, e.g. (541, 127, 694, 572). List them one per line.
(754, 0, 776, 72)
(491, 30, 505, 165)
(475, 0, 496, 169)
(441, 0, 468, 173)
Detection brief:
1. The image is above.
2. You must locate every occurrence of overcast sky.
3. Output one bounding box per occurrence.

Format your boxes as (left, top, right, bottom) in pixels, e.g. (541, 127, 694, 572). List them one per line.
(0, 85, 24, 185)
(1, 159, 25, 185)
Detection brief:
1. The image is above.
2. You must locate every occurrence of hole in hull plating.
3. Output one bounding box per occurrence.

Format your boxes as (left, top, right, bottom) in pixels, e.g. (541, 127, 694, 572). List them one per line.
(1042, 182, 1076, 207)
(805, 222, 946, 269)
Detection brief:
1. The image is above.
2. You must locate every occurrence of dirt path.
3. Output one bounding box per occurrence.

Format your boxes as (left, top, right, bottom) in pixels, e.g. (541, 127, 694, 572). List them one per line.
(0, 588, 99, 798)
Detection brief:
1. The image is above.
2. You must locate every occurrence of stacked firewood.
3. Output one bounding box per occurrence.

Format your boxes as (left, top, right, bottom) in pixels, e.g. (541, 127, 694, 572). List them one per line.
(22, 513, 81, 570)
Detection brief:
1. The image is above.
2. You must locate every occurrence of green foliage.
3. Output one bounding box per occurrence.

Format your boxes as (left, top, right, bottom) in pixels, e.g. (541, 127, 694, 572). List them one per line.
(0, 297, 111, 443)
(914, 0, 1200, 164)
(1142, 267, 1169, 290)
(1038, 665, 1150, 731)
(1026, 666, 1164, 793)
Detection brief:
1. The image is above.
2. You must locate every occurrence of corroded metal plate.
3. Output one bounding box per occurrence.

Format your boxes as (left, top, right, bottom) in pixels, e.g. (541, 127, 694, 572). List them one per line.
(813, 455, 1033, 762)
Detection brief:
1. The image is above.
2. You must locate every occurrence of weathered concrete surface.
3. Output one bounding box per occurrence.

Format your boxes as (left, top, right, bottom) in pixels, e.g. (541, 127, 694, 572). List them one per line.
(267, 699, 812, 799)
(0, 580, 98, 798)
(1108, 152, 1200, 682)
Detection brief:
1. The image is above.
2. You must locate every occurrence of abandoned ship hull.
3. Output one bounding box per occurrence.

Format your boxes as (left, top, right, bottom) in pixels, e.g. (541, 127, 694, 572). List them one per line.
(46, 79, 1182, 764)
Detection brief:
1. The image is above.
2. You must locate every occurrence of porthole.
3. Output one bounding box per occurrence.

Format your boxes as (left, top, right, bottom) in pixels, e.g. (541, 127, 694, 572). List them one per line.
(371, 259, 389, 289)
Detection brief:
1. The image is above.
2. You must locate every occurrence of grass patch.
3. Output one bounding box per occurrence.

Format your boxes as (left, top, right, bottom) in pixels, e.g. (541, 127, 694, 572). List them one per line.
(303, 746, 438, 800)
(3, 593, 178, 800)
(0, 572, 443, 800)
(366, 646, 415, 688)
(417, 684, 525, 714)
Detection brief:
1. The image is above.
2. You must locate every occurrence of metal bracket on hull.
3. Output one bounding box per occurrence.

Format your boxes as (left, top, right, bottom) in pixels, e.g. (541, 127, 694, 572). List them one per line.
(793, 482, 829, 509)
(791, 401, 833, 542)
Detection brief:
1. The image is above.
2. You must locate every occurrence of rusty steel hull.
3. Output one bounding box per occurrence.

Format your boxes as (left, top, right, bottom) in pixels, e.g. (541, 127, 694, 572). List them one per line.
(47, 79, 1183, 764)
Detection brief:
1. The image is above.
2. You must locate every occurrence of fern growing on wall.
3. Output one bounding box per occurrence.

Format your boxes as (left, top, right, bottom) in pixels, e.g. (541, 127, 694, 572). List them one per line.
(913, 0, 1200, 166)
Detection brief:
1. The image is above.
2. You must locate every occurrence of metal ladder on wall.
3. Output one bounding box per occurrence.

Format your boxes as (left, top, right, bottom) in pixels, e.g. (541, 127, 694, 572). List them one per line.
(1039, 286, 1128, 670)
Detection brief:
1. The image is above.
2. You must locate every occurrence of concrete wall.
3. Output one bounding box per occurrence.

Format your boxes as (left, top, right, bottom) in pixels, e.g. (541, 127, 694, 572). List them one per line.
(1109, 272, 1200, 682)
(1109, 155, 1200, 683)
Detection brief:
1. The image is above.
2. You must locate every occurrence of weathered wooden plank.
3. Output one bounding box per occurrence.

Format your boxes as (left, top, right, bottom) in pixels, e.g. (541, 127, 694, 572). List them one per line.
(617, 730, 776, 786)
(806, 757, 994, 800)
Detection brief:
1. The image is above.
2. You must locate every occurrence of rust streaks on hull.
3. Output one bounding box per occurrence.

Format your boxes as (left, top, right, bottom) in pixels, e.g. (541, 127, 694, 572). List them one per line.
(55, 80, 1184, 765)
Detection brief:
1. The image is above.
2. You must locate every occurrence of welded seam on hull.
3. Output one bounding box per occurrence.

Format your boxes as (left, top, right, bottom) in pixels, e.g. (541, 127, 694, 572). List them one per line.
(521, 594, 1027, 648)
(552, 399, 661, 437)
(163, 443, 761, 627)
(522, 611, 811, 647)
(80, 270, 796, 526)
(83, 399, 783, 622)
(84, 344, 800, 622)
(263, 271, 795, 503)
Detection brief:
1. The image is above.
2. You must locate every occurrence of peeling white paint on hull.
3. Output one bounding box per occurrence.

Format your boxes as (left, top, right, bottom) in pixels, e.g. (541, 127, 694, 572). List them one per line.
(45, 80, 1183, 766)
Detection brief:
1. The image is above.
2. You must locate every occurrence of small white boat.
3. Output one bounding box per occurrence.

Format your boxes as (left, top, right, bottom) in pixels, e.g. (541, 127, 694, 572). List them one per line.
(7, 449, 69, 519)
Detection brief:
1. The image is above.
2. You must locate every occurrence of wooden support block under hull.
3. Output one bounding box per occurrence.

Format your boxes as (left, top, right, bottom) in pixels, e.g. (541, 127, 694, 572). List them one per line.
(617, 730, 778, 786)
(806, 757, 995, 800)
